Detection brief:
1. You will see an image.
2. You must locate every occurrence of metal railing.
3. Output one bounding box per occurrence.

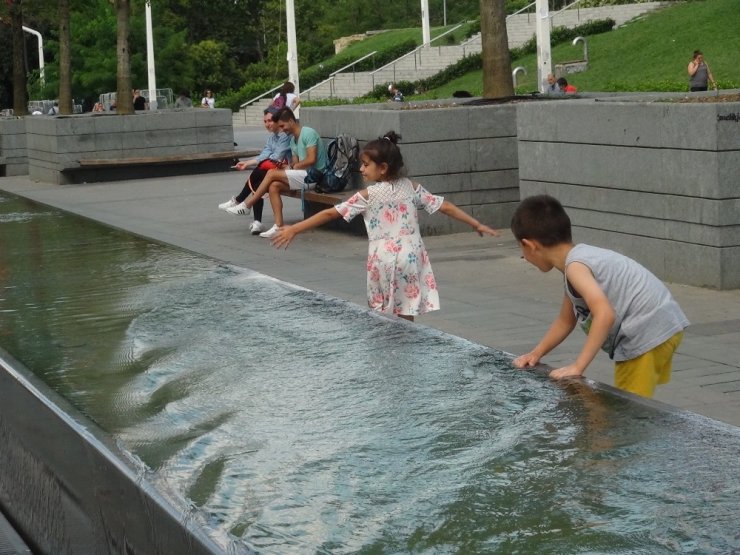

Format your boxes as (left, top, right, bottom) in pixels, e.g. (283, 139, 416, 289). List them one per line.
(302, 50, 378, 101)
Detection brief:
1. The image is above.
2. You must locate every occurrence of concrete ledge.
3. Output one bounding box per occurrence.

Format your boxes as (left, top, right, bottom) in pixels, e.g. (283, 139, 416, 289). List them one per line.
(0, 348, 222, 554)
(302, 102, 519, 232)
(25, 110, 235, 184)
(517, 93, 740, 289)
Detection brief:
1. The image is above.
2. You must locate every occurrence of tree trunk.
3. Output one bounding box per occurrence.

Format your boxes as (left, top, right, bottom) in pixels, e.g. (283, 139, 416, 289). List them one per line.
(11, 0, 28, 115)
(480, 0, 514, 99)
(115, 0, 132, 114)
(58, 0, 73, 114)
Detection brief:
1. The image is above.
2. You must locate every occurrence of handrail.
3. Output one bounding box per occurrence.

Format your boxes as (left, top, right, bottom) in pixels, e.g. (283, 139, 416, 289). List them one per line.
(369, 23, 463, 78)
(239, 83, 282, 110)
(551, 0, 585, 19)
(329, 50, 378, 77)
(460, 1, 536, 46)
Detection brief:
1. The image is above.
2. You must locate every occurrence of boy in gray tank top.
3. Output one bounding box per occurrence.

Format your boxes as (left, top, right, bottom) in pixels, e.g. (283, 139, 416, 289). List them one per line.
(509, 195, 689, 398)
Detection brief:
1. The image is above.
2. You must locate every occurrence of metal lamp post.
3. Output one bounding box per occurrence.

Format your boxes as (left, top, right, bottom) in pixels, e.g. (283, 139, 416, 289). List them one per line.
(22, 25, 44, 85)
(145, 0, 157, 109)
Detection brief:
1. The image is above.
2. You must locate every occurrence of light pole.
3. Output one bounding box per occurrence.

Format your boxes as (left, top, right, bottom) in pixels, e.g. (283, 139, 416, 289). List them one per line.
(420, 0, 431, 46)
(285, 0, 300, 115)
(535, 0, 552, 94)
(22, 25, 44, 85)
(145, 0, 158, 109)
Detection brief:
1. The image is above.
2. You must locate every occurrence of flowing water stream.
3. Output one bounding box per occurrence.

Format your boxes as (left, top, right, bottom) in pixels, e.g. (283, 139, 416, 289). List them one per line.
(0, 193, 738, 553)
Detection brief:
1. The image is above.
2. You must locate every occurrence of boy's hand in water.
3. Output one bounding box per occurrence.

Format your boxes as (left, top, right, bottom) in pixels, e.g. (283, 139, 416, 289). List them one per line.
(271, 226, 295, 249)
(549, 364, 585, 380)
(513, 352, 540, 368)
(476, 223, 501, 237)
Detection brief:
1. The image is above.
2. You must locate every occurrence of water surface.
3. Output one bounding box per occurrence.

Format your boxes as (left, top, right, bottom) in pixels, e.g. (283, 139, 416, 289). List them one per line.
(1, 193, 738, 553)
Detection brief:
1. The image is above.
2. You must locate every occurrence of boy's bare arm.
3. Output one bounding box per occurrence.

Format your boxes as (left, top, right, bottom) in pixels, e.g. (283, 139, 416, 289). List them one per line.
(550, 262, 615, 379)
(513, 294, 576, 368)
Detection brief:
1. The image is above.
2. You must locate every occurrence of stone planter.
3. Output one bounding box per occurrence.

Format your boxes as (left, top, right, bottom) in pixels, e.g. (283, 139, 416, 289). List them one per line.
(517, 95, 740, 289)
(0, 117, 28, 177)
(302, 101, 520, 235)
(25, 109, 235, 185)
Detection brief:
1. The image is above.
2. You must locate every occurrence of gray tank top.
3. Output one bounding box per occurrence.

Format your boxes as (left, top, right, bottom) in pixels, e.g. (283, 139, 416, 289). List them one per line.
(564, 244, 689, 361)
(690, 63, 708, 89)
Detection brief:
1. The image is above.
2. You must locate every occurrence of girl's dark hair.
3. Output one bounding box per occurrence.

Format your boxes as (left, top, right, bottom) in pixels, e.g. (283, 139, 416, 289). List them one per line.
(362, 130, 405, 180)
(280, 81, 295, 95)
(510, 195, 572, 246)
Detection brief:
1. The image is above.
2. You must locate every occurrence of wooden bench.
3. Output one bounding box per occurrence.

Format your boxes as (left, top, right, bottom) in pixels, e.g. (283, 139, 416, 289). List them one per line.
(280, 187, 356, 208)
(77, 149, 260, 168)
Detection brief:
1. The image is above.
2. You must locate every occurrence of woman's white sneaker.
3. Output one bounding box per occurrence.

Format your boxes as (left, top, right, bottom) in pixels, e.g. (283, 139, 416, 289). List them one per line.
(259, 224, 280, 238)
(249, 221, 266, 235)
(226, 201, 250, 215)
(218, 197, 237, 211)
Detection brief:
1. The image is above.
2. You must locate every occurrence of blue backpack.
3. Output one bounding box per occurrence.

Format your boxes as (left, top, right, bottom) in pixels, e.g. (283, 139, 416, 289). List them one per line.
(315, 134, 360, 193)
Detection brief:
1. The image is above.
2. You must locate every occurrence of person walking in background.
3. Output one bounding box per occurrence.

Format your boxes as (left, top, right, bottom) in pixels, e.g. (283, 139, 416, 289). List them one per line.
(510, 195, 689, 398)
(133, 89, 148, 110)
(688, 50, 717, 92)
(201, 90, 215, 108)
(219, 106, 291, 235)
(272, 81, 300, 112)
(174, 89, 193, 108)
(270, 131, 500, 321)
(238, 108, 327, 239)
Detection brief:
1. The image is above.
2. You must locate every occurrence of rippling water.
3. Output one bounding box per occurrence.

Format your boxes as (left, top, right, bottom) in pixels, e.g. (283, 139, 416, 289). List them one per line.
(1, 192, 739, 553)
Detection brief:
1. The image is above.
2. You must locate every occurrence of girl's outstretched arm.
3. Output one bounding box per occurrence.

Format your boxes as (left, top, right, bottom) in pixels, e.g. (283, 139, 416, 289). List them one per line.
(271, 206, 344, 249)
(437, 200, 500, 237)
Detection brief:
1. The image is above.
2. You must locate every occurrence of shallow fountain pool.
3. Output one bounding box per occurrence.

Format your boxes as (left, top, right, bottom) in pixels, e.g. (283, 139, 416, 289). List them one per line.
(0, 193, 738, 553)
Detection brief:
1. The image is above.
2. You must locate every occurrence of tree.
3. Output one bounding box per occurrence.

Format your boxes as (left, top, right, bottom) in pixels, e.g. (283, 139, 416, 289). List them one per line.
(113, 0, 132, 113)
(58, 0, 72, 114)
(479, 0, 513, 98)
(10, 0, 28, 115)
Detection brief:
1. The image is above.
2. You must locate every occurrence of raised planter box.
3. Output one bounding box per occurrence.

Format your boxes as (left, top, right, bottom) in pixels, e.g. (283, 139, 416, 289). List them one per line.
(25, 109, 236, 185)
(517, 93, 740, 289)
(0, 117, 28, 177)
(302, 101, 520, 235)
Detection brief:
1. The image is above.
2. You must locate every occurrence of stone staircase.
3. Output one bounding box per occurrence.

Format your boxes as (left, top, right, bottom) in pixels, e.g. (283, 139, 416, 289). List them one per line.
(234, 1, 668, 126)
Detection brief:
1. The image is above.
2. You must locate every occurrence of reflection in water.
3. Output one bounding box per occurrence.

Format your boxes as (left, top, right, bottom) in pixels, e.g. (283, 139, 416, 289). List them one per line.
(1, 193, 739, 553)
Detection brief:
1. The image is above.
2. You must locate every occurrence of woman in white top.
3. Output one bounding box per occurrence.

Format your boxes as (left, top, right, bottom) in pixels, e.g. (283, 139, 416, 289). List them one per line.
(201, 89, 215, 108)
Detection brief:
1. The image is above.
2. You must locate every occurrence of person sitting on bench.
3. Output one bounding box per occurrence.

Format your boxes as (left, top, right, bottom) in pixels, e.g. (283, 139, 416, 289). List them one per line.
(239, 107, 328, 239)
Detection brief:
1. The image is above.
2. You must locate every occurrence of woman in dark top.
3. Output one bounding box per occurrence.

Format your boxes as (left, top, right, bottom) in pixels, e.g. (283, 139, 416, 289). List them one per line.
(688, 50, 717, 92)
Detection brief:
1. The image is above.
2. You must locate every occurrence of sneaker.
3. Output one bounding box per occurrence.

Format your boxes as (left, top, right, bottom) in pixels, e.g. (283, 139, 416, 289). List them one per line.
(218, 197, 237, 211)
(249, 221, 265, 235)
(259, 224, 280, 239)
(226, 201, 250, 216)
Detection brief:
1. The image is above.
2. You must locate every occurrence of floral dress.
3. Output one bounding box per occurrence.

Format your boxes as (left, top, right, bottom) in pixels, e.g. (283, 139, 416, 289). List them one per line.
(335, 178, 444, 316)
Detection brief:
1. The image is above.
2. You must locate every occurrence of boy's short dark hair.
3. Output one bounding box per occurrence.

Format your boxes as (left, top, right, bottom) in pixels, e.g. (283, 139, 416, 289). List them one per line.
(511, 195, 572, 246)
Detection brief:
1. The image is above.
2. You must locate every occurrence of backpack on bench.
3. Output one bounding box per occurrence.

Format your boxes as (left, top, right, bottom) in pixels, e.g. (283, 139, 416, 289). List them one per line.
(315, 134, 360, 193)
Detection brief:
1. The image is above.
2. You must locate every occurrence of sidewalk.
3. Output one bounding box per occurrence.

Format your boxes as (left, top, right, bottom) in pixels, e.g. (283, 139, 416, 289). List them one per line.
(1, 168, 739, 427)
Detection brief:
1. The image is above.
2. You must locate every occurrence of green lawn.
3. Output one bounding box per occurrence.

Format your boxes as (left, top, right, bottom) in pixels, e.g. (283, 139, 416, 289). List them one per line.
(411, 0, 740, 98)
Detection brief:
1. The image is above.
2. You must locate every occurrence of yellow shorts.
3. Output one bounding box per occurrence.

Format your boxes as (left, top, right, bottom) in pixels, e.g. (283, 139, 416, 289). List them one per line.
(614, 332, 684, 398)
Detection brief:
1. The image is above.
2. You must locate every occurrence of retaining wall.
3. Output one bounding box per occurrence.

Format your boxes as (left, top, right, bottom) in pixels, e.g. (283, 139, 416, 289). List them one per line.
(25, 109, 235, 184)
(0, 348, 224, 555)
(0, 118, 28, 177)
(302, 101, 520, 235)
(517, 93, 740, 289)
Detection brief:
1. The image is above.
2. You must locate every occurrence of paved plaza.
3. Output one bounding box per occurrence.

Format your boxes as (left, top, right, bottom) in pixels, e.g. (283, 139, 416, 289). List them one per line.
(2, 126, 739, 428)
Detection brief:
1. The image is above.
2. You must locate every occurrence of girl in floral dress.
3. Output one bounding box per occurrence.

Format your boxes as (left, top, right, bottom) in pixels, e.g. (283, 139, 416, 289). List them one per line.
(271, 131, 499, 321)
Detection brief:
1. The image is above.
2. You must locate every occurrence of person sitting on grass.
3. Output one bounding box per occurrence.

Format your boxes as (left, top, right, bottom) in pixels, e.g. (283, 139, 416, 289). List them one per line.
(510, 194, 689, 398)
(237, 107, 328, 239)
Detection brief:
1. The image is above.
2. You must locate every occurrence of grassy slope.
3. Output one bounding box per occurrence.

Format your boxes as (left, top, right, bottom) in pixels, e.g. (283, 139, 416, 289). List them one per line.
(416, 0, 740, 98)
